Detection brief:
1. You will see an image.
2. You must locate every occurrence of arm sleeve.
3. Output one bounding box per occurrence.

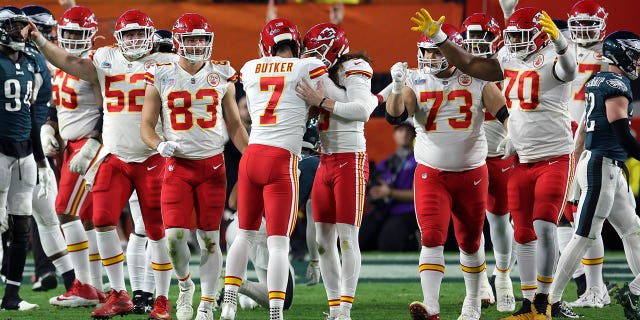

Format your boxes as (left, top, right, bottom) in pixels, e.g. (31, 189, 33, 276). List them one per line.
(553, 45, 577, 82)
(320, 76, 348, 102)
(331, 74, 377, 122)
(610, 118, 640, 160)
(30, 109, 45, 162)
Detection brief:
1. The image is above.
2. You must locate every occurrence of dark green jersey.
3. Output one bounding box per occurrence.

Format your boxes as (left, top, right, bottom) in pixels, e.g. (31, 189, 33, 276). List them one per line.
(25, 44, 51, 127)
(584, 71, 633, 162)
(0, 51, 39, 142)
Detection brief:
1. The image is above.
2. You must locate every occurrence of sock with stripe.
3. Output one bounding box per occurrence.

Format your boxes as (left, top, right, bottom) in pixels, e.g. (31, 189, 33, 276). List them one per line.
(419, 246, 445, 315)
(460, 248, 485, 306)
(583, 236, 605, 289)
(126, 233, 148, 292)
(38, 224, 75, 290)
(315, 222, 341, 317)
(85, 228, 103, 290)
(557, 224, 585, 279)
(97, 229, 126, 292)
(223, 229, 258, 308)
(166, 228, 191, 279)
(62, 220, 91, 284)
(517, 240, 537, 301)
(549, 235, 590, 304)
(486, 211, 513, 273)
(143, 242, 155, 293)
(267, 235, 289, 320)
(534, 220, 558, 294)
(337, 223, 361, 318)
(149, 236, 172, 298)
(196, 229, 222, 311)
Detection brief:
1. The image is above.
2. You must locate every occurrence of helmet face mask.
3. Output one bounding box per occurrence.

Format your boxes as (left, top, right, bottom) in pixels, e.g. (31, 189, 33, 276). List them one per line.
(172, 13, 213, 63)
(461, 13, 503, 58)
(57, 6, 97, 56)
(417, 24, 462, 74)
(603, 31, 640, 80)
(504, 27, 542, 59)
(114, 9, 154, 59)
(568, 0, 607, 45)
(0, 6, 29, 52)
(464, 30, 495, 57)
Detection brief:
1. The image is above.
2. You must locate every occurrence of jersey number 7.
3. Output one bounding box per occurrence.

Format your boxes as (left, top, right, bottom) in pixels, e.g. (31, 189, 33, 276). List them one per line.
(259, 76, 285, 125)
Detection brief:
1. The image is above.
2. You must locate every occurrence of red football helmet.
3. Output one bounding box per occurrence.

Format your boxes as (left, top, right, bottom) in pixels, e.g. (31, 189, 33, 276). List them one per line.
(568, 0, 607, 44)
(503, 7, 549, 59)
(172, 13, 213, 62)
(114, 9, 154, 59)
(302, 23, 350, 67)
(417, 23, 462, 74)
(461, 13, 503, 57)
(259, 18, 300, 57)
(57, 6, 97, 56)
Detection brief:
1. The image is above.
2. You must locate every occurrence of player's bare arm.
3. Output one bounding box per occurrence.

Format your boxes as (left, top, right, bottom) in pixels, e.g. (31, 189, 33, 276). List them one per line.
(24, 21, 99, 85)
(482, 81, 509, 128)
(573, 114, 586, 159)
(140, 84, 163, 150)
(222, 83, 248, 154)
(86, 83, 104, 141)
(410, 8, 503, 82)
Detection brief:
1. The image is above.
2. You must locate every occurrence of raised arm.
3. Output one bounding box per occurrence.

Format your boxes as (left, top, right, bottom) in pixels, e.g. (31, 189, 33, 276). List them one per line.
(539, 11, 577, 82)
(409, 8, 504, 81)
(386, 62, 417, 124)
(24, 21, 99, 85)
(222, 84, 249, 154)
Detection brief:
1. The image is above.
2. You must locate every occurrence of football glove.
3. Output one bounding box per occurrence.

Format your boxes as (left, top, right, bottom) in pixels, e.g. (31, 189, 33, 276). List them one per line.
(410, 8, 447, 44)
(37, 166, 56, 199)
(499, 0, 519, 20)
(306, 260, 321, 286)
(157, 141, 179, 158)
(390, 62, 408, 94)
(497, 136, 516, 159)
(69, 138, 101, 174)
(40, 124, 59, 157)
(540, 11, 569, 52)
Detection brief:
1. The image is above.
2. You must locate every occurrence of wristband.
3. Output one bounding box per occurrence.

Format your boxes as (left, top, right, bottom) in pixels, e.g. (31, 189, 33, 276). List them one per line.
(34, 34, 46, 48)
(318, 97, 327, 109)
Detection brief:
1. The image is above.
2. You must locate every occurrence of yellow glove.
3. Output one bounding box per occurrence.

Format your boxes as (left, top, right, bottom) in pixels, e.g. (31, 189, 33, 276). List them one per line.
(410, 8, 447, 44)
(539, 11, 559, 41)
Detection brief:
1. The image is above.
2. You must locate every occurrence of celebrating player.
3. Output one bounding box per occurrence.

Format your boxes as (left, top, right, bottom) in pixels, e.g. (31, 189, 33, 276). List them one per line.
(26, 9, 174, 319)
(141, 12, 248, 320)
(387, 24, 508, 320)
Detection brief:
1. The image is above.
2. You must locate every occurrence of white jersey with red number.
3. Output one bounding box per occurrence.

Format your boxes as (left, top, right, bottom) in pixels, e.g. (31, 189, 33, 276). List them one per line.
(499, 45, 573, 163)
(241, 56, 327, 155)
(407, 68, 489, 171)
(91, 47, 174, 162)
(52, 50, 101, 142)
(146, 60, 237, 160)
(319, 58, 374, 153)
(568, 42, 608, 122)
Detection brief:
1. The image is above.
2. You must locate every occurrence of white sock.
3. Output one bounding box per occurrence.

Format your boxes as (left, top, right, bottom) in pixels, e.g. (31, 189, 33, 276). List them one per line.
(97, 229, 126, 291)
(39, 224, 74, 275)
(557, 225, 584, 278)
(267, 236, 289, 319)
(316, 222, 340, 316)
(305, 200, 319, 261)
(85, 228, 103, 289)
(549, 235, 590, 304)
(486, 211, 513, 273)
(224, 230, 258, 307)
(623, 232, 640, 276)
(582, 236, 604, 289)
(534, 220, 558, 294)
(126, 233, 147, 292)
(149, 237, 172, 298)
(143, 243, 155, 293)
(166, 228, 191, 279)
(517, 241, 537, 301)
(460, 249, 485, 306)
(197, 230, 222, 304)
(337, 223, 360, 317)
(62, 220, 91, 284)
(419, 246, 445, 315)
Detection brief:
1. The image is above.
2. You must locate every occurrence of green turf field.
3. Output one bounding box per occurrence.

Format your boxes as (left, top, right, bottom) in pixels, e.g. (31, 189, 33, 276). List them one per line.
(0, 252, 631, 319)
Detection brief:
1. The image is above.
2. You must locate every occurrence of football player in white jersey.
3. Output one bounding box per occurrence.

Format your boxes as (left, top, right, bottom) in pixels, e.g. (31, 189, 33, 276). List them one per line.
(141, 13, 248, 320)
(219, 18, 328, 320)
(559, 0, 611, 309)
(387, 24, 508, 320)
(460, 12, 515, 313)
(409, 6, 577, 320)
(295, 22, 378, 320)
(38, 6, 105, 307)
(26, 9, 174, 319)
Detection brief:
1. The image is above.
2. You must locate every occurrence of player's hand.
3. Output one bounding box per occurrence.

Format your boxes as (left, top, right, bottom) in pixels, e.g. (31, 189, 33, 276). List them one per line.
(540, 11, 560, 41)
(499, 0, 519, 20)
(37, 166, 56, 199)
(21, 20, 44, 45)
(69, 138, 101, 174)
(295, 78, 325, 107)
(567, 175, 581, 203)
(40, 124, 59, 157)
(306, 260, 321, 286)
(410, 8, 447, 44)
(157, 141, 179, 158)
(497, 136, 516, 159)
(390, 62, 408, 94)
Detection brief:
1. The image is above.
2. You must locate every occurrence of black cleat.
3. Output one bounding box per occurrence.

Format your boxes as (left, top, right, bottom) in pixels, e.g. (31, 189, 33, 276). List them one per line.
(552, 301, 583, 318)
(615, 283, 640, 320)
(32, 271, 57, 292)
(131, 290, 146, 314)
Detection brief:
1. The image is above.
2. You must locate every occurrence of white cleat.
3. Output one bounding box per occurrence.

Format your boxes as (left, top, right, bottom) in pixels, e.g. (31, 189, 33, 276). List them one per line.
(457, 297, 481, 320)
(195, 306, 213, 320)
(0, 299, 39, 311)
(219, 302, 236, 320)
(567, 284, 610, 308)
(238, 294, 259, 310)
(177, 279, 195, 320)
(479, 272, 495, 308)
(495, 273, 516, 312)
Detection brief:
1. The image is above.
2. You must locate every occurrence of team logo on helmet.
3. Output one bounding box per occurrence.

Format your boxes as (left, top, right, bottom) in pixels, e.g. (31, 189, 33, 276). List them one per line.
(458, 74, 472, 86)
(618, 39, 640, 51)
(533, 53, 544, 68)
(207, 73, 220, 87)
(144, 59, 157, 69)
(317, 27, 337, 41)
